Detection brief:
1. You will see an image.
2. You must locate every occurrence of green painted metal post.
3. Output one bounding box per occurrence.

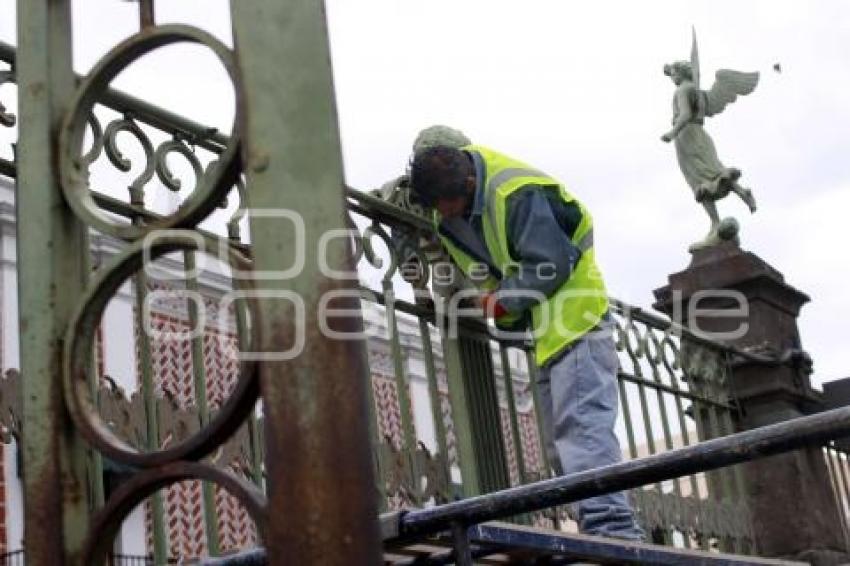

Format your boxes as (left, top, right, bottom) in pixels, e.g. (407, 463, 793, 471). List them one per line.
(230, 2, 382, 564)
(16, 0, 91, 562)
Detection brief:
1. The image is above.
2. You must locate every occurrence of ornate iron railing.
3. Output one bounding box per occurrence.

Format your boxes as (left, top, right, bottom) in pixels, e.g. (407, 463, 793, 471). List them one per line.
(0, 10, 759, 557)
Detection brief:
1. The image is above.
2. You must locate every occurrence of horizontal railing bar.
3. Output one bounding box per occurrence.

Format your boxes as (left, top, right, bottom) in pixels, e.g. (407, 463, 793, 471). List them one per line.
(97, 86, 228, 152)
(382, 404, 850, 540)
(89, 191, 251, 253)
(346, 188, 433, 231)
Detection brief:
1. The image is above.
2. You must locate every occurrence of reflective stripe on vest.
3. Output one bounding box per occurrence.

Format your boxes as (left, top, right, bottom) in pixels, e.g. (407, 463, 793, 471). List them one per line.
(484, 167, 548, 241)
(576, 228, 594, 252)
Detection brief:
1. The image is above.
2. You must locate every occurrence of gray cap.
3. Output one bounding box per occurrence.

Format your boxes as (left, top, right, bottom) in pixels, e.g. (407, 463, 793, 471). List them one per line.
(412, 125, 471, 155)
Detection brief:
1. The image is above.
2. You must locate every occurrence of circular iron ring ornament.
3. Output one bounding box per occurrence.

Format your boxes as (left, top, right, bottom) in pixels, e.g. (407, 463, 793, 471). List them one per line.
(63, 232, 260, 467)
(81, 462, 267, 565)
(59, 25, 241, 241)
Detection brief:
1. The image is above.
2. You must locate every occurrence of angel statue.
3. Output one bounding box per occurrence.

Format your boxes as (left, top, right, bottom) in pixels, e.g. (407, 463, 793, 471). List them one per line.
(661, 30, 760, 252)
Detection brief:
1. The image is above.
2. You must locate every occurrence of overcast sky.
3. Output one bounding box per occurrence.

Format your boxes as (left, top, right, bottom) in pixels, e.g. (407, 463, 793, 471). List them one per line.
(1, 1, 849, 386)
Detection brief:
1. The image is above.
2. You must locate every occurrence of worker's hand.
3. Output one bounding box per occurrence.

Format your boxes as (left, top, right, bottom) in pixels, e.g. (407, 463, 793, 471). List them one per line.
(661, 132, 673, 143)
(477, 292, 507, 319)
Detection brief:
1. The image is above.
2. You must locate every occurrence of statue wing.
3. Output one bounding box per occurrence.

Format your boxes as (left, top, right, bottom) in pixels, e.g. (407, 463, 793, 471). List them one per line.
(690, 27, 701, 90)
(703, 69, 760, 117)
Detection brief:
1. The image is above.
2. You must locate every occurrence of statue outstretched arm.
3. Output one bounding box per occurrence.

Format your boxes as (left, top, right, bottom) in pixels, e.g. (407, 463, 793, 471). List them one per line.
(661, 85, 695, 143)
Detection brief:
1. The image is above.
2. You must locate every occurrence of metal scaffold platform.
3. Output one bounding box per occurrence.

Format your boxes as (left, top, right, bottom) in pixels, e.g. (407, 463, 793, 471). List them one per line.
(203, 522, 806, 566)
(382, 523, 806, 565)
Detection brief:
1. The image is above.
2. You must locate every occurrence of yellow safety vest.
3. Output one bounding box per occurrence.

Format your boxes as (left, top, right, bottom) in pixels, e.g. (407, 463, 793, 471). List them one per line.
(434, 145, 609, 366)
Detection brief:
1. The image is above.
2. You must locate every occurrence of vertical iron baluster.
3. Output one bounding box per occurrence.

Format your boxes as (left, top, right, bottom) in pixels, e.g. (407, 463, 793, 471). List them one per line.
(673, 390, 700, 549)
(524, 347, 561, 529)
(646, 333, 679, 546)
(438, 313, 481, 496)
(689, 396, 716, 551)
(472, 336, 509, 491)
(613, 320, 640, 461)
(385, 283, 417, 453)
(132, 219, 168, 563)
(184, 250, 220, 555)
(661, 334, 702, 550)
(499, 345, 526, 486)
(228, 229, 265, 490)
(80, 227, 106, 509)
(471, 341, 497, 483)
(232, 278, 264, 488)
(626, 320, 663, 535)
(419, 317, 450, 498)
(523, 348, 548, 476)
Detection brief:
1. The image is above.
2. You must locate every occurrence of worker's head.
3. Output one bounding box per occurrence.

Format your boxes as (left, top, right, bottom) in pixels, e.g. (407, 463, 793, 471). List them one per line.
(410, 146, 476, 218)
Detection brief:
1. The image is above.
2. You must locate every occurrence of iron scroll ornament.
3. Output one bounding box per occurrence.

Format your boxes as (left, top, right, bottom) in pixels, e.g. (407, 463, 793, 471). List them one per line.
(58, 24, 241, 241)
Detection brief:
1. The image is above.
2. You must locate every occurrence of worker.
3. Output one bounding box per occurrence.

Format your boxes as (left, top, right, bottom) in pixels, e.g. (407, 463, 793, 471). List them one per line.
(410, 143, 645, 541)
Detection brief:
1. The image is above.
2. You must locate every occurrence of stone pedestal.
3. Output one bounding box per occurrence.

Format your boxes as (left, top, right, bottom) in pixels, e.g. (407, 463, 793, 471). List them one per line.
(653, 242, 850, 564)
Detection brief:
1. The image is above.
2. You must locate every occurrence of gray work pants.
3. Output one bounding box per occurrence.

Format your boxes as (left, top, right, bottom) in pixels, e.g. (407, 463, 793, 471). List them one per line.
(536, 317, 645, 540)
